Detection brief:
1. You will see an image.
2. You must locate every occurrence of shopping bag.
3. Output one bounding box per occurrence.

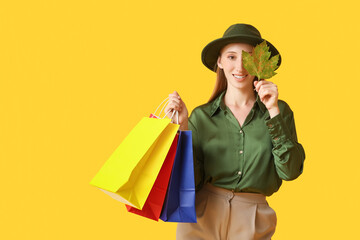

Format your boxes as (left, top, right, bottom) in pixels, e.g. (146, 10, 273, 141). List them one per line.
(125, 105, 181, 220)
(125, 131, 179, 221)
(160, 130, 197, 223)
(90, 114, 179, 210)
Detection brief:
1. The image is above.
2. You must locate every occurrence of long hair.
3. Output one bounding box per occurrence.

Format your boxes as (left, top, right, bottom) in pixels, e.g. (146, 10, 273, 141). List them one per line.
(208, 65, 227, 103)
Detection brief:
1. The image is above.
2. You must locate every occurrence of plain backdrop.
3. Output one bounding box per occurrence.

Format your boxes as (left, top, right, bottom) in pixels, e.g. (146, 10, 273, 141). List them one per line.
(1, 0, 359, 239)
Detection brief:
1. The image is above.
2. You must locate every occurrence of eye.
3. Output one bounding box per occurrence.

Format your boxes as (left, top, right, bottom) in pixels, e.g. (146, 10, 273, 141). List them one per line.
(227, 55, 235, 60)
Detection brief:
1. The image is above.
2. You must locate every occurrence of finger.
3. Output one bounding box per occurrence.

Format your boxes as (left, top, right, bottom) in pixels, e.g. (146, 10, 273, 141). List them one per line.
(169, 95, 181, 102)
(169, 93, 177, 98)
(167, 102, 180, 108)
(255, 80, 267, 92)
(258, 89, 268, 102)
(256, 81, 275, 92)
(261, 95, 271, 103)
(164, 105, 173, 115)
(258, 84, 276, 92)
(170, 91, 181, 99)
(258, 88, 273, 101)
(164, 107, 173, 118)
(169, 97, 181, 105)
(167, 103, 181, 111)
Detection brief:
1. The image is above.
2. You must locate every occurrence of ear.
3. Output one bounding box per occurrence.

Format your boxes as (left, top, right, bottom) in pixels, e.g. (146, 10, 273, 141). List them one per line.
(217, 56, 223, 69)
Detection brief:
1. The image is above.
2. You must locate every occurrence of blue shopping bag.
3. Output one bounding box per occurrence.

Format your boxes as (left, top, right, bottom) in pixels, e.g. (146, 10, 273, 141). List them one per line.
(160, 130, 197, 223)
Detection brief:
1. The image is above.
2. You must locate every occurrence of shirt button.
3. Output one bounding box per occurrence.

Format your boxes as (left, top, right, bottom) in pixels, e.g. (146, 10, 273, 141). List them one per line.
(239, 130, 243, 134)
(239, 150, 243, 154)
(237, 171, 242, 175)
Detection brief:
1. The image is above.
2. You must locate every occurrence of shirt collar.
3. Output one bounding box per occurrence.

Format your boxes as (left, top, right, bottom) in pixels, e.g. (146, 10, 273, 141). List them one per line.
(210, 89, 266, 117)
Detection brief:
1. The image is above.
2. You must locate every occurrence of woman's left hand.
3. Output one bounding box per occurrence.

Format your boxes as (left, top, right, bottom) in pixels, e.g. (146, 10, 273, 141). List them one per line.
(254, 79, 280, 118)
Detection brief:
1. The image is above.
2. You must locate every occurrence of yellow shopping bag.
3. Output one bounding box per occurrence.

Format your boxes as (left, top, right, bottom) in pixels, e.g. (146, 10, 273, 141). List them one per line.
(90, 116, 179, 210)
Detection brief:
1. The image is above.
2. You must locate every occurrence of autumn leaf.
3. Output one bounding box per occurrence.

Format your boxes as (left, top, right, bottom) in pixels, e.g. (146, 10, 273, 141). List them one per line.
(242, 40, 279, 80)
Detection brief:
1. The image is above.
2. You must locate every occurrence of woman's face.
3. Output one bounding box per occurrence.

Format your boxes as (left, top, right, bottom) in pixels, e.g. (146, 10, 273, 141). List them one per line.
(217, 42, 255, 90)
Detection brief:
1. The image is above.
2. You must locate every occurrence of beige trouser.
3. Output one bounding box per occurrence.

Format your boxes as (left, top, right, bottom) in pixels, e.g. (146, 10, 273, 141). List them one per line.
(176, 183, 277, 240)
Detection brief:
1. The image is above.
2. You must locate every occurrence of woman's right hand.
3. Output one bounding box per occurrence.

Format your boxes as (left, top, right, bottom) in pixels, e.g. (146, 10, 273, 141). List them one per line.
(164, 91, 188, 130)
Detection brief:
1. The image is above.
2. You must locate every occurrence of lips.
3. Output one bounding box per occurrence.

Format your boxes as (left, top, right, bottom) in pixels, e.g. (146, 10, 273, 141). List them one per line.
(233, 74, 248, 79)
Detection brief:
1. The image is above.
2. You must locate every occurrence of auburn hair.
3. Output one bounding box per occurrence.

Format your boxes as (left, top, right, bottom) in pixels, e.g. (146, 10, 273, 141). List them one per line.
(208, 65, 227, 103)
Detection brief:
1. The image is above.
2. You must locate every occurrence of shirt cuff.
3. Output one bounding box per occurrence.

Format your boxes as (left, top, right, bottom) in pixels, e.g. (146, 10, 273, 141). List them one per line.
(265, 113, 292, 145)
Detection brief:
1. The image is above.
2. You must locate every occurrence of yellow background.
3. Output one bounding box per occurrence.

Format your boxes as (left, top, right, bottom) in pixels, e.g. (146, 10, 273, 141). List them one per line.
(1, 0, 359, 239)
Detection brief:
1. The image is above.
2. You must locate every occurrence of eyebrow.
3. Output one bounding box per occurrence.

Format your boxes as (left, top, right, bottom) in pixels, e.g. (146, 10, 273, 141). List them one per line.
(225, 51, 252, 54)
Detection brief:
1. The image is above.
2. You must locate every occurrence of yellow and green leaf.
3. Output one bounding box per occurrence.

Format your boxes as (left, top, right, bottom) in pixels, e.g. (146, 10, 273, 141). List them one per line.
(242, 40, 279, 80)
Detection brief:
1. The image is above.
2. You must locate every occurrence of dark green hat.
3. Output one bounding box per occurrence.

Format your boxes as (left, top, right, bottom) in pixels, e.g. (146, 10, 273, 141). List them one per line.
(201, 23, 282, 72)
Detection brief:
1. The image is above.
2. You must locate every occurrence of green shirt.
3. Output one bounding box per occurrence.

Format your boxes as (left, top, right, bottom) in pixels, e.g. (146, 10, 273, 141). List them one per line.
(188, 90, 305, 196)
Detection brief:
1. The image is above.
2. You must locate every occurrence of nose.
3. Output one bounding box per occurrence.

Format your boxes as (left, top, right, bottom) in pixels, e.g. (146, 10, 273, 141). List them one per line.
(235, 55, 246, 73)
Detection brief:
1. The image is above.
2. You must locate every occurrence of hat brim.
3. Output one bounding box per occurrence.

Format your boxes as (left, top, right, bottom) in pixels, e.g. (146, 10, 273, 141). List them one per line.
(201, 35, 282, 72)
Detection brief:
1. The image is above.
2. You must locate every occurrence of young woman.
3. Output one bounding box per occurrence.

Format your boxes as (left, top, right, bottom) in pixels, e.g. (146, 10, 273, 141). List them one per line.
(164, 23, 305, 240)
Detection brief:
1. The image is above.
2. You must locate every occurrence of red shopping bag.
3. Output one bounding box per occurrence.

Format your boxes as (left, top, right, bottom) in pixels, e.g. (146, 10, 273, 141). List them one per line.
(125, 113, 179, 221)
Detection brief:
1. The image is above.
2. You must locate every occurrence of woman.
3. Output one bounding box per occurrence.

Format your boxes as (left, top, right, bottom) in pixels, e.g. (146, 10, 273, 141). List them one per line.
(165, 23, 305, 240)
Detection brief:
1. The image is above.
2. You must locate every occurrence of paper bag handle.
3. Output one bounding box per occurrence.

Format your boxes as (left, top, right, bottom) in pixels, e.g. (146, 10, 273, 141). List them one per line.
(153, 97, 179, 125)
